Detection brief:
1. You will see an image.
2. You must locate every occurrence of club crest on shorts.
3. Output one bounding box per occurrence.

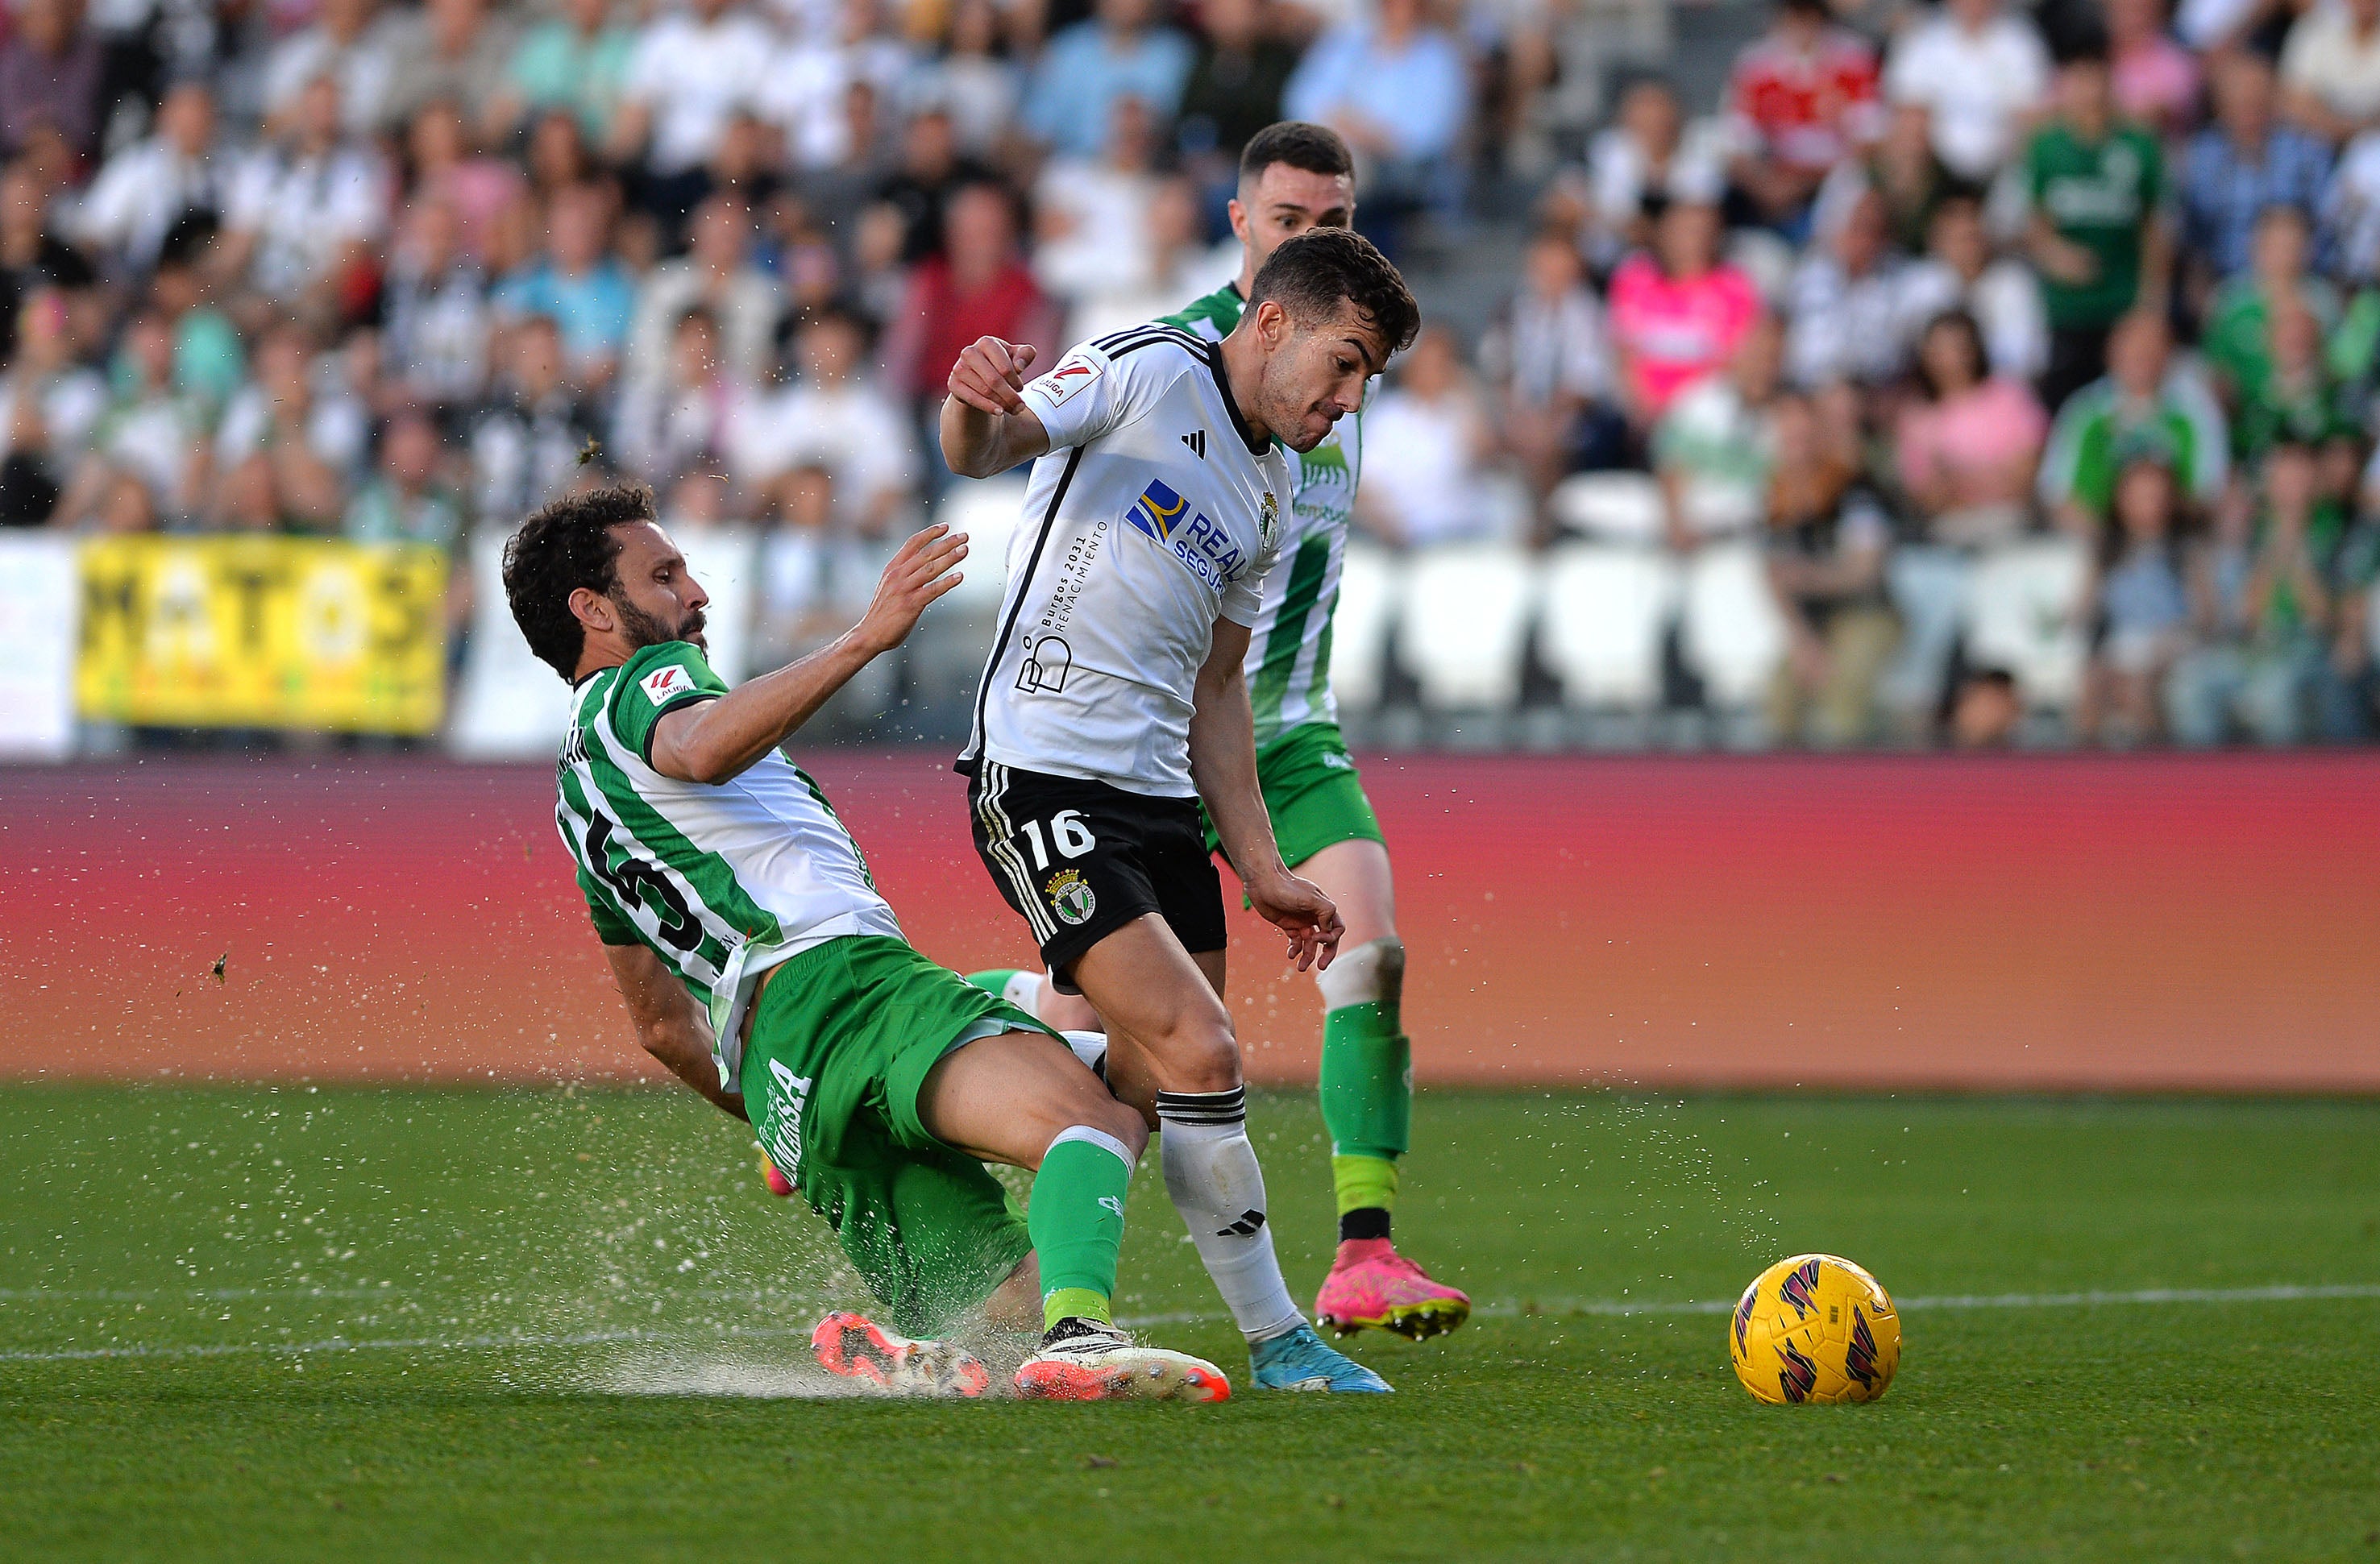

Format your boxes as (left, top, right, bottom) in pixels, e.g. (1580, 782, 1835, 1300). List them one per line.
(1045, 867, 1097, 926)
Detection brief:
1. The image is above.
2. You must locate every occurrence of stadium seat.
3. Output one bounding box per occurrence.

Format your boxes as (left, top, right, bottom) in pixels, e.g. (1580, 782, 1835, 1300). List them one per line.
(1398, 543, 1535, 711)
(935, 475, 1030, 613)
(1965, 538, 2090, 710)
(1330, 541, 1400, 712)
(1537, 543, 1677, 709)
(1547, 471, 1665, 545)
(1677, 541, 1788, 707)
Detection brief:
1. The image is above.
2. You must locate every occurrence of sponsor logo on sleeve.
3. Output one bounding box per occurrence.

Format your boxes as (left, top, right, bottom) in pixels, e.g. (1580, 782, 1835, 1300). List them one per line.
(639, 663, 694, 704)
(1035, 355, 1101, 406)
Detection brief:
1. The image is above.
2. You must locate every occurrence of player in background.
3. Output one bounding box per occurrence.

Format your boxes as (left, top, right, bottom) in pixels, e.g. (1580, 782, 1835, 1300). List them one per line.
(941, 229, 1418, 1392)
(504, 483, 1228, 1402)
(967, 123, 1471, 1342)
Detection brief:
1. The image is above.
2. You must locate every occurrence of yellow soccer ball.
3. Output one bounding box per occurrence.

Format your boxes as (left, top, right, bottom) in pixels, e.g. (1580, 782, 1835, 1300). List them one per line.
(1728, 1253, 1901, 1405)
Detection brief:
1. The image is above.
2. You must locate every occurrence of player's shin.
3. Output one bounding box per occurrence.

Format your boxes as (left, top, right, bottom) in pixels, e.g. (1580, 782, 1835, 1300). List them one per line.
(1156, 1089, 1304, 1342)
(1027, 1125, 1136, 1330)
(1316, 937, 1411, 1242)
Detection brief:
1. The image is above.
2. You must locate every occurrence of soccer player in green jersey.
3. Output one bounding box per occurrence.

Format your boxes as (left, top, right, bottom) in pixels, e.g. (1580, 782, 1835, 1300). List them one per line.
(969, 122, 1469, 1341)
(503, 483, 1229, 1401)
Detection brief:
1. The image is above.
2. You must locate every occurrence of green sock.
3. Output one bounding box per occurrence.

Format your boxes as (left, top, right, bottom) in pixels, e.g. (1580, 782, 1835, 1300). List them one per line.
(1320, 1001, 1410, 1227)
(963, 969, 1022, 1000)
(1029, 1130, 1133, 1331)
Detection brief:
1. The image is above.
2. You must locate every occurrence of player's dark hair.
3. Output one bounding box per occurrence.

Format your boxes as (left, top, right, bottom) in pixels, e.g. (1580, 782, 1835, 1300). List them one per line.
(1247, 227, 1421, 360)
(502, 482, 657, 678)
(1238, 121, 1354, 189)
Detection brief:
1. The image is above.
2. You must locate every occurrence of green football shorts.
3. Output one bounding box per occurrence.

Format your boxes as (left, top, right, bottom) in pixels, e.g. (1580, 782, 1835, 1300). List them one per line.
(739, 935, 1057, 1336)
(1202, 721, 1385, 872)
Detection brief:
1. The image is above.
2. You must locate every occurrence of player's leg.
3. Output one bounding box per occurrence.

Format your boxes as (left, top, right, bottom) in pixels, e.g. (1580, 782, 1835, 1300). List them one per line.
(962, 967, 1103, 1034)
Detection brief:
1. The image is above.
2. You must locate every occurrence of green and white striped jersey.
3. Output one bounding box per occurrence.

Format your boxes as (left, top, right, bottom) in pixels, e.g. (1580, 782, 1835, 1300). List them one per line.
(555, 641, 902, 1088)
(1161, 282, 1364, 745)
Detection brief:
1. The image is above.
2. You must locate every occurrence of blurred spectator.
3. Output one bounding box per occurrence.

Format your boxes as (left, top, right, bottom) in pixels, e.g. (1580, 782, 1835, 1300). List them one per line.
(1950, 665, 2023, 745)
(148, 218, 244, 417)
(1883, 0, 2051, 185)
(2025, 39, 2170, 414)
(0, 160, 97, 362)
(754, 462, 886, 669)
(906, 0, 1020, 160)
(221, 73, 391, 307)
(488, 0, 637, 146)
(1813, 102, 1954, 259)
(2202, 205, 2340, 415)
(1557, 77, 1728, 270)
(2168, 442, 2354, 741)
(2109, 0, 2200, 139)
(0, 288, 104, 523)
(1284, 0, 1468, 234)
(1353, 323, 1502, 548)
(1061, 174, 1235, 342)
(1896, 309, 2049, 548)
(610, 0, 774, 221)
(2, 0, 106, 164)
(1607, 195, 1762, 430)
(470, 313, 604, 524)
(1784, 186, 1908, 388)
(874, 106, 995, 265)
(1033, 96, 1163, 307)
(1507, 0, 1675, 171)
(1723, 0, 1883, 234)
(2040, 310, 2228, 532)
(2179, 52, 2331, 292)
(2280, 0, 2380, 146)
(1174, 0, 1298, 169)
(763, 0, 915, 176)
(2233, 297, 2354, 462)
(492, 182, 636, 385)
(625, 193, 779, 388)
(69, 309, 206, 520)
(263, 0, 398, 139)
(1895, 192, 2049, 382)
(882, 181, 1057, 429)
(2077, 453, 2191, 743)
(70, 81, 221, 274)
(1655, 312, 1784, 547)
(1480, 228, 1620, 512)
(214, 322, 365, 528)
(1763, 390, 1896, 744)
(1024, 0, 1193, 160)
(381, 197, 492, 413)
(346, 409, 464, 546)
(381, 0, 519, 136)
(405, 98, 527, 265)
(739, 307, 914, 536)
(613, 306, 755, 488)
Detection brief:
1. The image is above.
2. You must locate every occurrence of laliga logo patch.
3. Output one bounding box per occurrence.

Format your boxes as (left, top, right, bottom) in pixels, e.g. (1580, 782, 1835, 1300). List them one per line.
(639, 663, 693, 704)
(1036, 356, 1100, 406)
(1045, 867, 1097, 927)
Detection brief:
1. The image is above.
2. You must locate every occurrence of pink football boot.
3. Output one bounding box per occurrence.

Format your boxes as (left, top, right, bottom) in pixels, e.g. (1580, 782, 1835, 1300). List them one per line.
(1314, 1238, 1472, 1340)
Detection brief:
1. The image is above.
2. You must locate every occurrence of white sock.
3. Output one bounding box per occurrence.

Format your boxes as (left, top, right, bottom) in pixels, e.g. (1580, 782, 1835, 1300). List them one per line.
(1002, 969, 1045, 1015)
(1061, 1029, 1110, 1081)
(1156, 1087, 1303, 1343)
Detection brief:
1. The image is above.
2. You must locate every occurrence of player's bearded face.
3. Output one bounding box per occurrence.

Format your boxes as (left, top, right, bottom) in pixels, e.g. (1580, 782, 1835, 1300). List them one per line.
(1261, 308, 1382, 453)
(611, 590, 705, 652)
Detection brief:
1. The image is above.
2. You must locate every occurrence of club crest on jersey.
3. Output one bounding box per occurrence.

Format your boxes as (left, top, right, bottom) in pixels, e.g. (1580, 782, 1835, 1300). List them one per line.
(1259, 491, 1279, 550)
(1045, 868, 1097, 926)
(639, 663, 694, 704)
(1124, 478, 1243, 590)
(1036, 355, 1100, 405)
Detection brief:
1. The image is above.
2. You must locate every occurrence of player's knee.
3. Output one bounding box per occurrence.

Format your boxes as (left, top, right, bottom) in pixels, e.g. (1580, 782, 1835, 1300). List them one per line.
(1151, 1003, 1241, 1093)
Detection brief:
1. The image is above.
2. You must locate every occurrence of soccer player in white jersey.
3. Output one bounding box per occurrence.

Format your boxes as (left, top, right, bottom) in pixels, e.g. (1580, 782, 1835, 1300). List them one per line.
(941, 229, 1420, 1392)
(501, 482, 1230, 1401)
(970, 123, 1471, 1341)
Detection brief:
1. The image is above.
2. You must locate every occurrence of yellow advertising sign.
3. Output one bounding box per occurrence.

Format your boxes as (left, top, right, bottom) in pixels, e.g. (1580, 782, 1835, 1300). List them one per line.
(77, 536, 450, 733)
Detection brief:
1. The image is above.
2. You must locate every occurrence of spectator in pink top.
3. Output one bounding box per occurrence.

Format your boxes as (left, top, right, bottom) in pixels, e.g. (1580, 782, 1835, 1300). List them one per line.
(1895, 309, 2048, 549)
(2109, 0, 2201, 139)
(1607, 195, 1763, 429)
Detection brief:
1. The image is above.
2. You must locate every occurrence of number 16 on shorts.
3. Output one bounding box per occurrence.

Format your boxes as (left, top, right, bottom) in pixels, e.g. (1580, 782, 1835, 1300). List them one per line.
(1018, 810, 1099, 927)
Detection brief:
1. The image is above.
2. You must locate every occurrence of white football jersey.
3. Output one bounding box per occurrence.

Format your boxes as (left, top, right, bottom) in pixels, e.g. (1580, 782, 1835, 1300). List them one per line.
(958, 325, 1293, 798)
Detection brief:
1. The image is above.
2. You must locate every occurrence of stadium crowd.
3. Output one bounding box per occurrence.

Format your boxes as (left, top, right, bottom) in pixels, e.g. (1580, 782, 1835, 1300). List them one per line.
(4, 0, 2380, 745)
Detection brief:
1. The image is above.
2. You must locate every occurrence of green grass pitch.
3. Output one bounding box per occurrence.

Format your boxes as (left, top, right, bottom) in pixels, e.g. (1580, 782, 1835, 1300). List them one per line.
(2, 1085, 2374, 1561)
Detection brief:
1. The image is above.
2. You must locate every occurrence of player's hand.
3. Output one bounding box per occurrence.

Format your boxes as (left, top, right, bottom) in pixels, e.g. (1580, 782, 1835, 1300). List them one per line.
(946, 336, 1036, 416)
(1247, 869, 1344, 973)
(850, 522, 967, 655)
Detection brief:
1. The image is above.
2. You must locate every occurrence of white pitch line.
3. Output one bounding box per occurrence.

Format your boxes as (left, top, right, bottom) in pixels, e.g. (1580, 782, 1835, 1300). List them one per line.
(3, 1283, 2370, 1365)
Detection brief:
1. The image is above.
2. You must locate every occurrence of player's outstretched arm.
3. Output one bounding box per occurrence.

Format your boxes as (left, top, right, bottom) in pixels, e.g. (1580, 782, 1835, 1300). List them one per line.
(604, 941, 746, 1121)
(648, 523, 966, 785)
(1187, 616, 1344, 973)
(939, 335, 1054, 478)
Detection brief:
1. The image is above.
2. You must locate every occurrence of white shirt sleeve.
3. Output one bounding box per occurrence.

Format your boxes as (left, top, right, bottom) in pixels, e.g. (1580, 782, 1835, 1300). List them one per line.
(1020, 338, 1179, 450)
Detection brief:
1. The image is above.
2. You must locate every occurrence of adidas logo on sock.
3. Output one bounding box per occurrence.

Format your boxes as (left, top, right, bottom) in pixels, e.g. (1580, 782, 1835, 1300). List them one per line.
(1215, 1209, 1266, 1238)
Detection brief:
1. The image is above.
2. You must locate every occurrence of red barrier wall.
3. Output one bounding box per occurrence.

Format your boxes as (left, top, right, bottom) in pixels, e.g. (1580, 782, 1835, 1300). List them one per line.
(2, 753, 2375, 1091)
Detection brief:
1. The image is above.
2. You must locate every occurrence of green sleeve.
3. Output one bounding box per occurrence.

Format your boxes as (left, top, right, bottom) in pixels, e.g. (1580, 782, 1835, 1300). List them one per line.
(2139, 130, 2163, 209)
(2329, 290, 2380, 384)
(605, 641, 728, 765)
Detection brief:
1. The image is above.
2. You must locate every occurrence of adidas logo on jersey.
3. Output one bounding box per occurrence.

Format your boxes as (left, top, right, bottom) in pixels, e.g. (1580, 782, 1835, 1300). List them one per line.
(1124, 478, 1244, 591)
(1180, 430, 1205, 458)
